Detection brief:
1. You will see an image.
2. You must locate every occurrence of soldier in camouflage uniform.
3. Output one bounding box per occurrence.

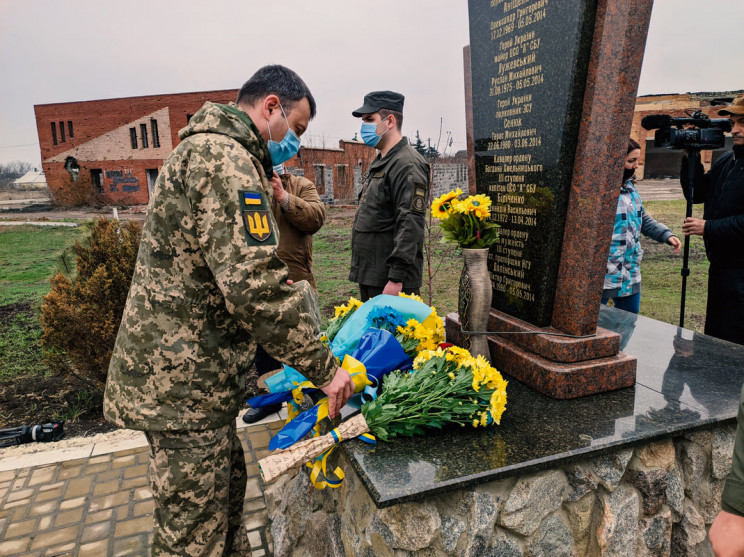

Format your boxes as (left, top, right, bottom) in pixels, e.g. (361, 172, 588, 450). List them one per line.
(350, 91, 431, 301)
(104, 65, 354, 557)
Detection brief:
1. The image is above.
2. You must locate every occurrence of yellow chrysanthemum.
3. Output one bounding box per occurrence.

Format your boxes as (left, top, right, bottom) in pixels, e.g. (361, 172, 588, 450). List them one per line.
(413, 349, 436, 368)
(399, 292, 425, 303)
(445, 345, 471, 363)
(489, 384, 508, 425)
(333, 297, 362, 318)
(472, 418, 479, 428)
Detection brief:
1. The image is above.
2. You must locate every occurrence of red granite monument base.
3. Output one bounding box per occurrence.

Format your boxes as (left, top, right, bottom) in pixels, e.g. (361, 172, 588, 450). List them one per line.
(446, 311, 637, 400)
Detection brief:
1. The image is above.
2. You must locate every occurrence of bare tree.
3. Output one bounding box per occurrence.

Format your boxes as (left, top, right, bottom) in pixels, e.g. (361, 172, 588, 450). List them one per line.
(421, 118, 458, 306)
(0, 161, 34, 189)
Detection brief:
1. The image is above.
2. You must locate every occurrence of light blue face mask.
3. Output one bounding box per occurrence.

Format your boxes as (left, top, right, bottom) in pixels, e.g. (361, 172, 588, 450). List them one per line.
(360, 116, 390, 148)
(267, 104, 301, 165)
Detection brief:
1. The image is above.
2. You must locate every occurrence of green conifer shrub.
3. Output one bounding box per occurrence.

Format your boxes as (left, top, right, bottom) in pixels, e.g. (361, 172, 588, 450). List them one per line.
(41, 218, 141, 390)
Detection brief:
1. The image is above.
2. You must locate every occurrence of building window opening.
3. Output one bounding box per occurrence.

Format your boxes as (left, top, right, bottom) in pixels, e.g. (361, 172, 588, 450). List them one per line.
(337, 164, 348, 187)
(150, 119, 160, 148)
(90, 169, 104, 193)
(146, 168, 159, 195)
(130, 128, 138, 149)
(313, 165, 325, 190)
(51, 122, 58, 145)
(59, 121, 66, 142)
(140, 123, 149, 148)
(64, 156, 80, 182)
(68, 121, 74, 139)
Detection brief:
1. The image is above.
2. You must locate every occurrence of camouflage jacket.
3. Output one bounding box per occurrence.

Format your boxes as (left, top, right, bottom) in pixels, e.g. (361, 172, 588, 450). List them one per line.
(104, 102, 337, 431)
(349, 138, 430, 288)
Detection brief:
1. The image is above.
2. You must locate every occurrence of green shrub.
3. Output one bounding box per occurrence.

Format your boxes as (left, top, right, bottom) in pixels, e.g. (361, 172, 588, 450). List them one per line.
(40, 219, 141, 390)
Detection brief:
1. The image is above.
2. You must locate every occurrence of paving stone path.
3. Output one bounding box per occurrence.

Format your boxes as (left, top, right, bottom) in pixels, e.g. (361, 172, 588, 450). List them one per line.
(0, 418, 283, 556)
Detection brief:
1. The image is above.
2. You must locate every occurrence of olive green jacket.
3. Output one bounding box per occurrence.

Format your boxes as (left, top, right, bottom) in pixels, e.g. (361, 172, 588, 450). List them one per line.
(723, 384, 744, 516)
(104, 102, 336, 431)
(349, 138, 430, 289)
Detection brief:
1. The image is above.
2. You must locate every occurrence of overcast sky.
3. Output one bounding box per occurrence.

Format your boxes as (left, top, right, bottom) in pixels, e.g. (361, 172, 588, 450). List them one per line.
(0, 0, 741, 166)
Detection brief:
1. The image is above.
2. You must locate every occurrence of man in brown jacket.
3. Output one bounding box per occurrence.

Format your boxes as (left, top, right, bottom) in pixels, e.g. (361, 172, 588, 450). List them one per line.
(270, 166, 326, 288)
(243, 165, 327, 423)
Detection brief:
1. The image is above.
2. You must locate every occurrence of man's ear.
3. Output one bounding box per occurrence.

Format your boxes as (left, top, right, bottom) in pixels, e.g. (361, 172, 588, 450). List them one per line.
(262, 94, 281, 119)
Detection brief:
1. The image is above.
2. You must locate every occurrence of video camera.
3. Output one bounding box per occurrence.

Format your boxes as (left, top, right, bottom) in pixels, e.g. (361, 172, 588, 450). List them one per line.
(641, 110, 731, 150)
(0, 421, 65, 448)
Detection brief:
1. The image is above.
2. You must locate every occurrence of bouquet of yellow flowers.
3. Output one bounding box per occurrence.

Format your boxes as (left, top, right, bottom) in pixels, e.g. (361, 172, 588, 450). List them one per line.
(431, 188, 500, 249)
(259, 344, 508, 484)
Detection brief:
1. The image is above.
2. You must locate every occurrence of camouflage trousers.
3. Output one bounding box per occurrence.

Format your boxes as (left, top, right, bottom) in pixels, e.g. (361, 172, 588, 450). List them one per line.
(145, 422, 251, 556)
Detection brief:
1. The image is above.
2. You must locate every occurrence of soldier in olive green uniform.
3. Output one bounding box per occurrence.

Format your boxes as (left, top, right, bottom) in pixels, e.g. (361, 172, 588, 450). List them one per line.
(350, 91, 430, 301)
(710, 384, 744, 555)
(104, 65, 354, 557)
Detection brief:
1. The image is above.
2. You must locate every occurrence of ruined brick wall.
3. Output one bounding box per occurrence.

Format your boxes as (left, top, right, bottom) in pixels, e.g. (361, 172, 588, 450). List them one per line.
(284, 140, 376, 204)
(35, 90, 237, 205)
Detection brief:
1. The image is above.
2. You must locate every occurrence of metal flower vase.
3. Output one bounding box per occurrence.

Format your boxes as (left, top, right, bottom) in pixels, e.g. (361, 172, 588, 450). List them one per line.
(458, 248, 492, 361)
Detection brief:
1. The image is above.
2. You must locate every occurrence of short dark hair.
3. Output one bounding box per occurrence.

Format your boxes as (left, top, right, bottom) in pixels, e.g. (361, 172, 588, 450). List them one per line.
(628, 138, 640, 153)
(379, 109, 403, 131)
(236, 65, 316, 119)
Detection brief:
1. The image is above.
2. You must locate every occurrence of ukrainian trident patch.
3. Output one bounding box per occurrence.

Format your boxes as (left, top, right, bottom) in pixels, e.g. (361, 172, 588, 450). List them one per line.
(239, 189, 276, 246)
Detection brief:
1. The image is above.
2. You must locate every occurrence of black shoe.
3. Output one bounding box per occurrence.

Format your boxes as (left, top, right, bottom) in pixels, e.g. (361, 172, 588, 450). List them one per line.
(242, 403, 282, 424)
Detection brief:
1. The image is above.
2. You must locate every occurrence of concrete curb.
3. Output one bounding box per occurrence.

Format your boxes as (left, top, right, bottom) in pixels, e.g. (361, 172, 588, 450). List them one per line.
(0, 408, 286, 473)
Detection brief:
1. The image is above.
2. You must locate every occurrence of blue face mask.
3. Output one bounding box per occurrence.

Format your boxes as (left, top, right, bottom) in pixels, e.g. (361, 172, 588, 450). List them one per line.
(267, 104, 301, 165)
(360, 117, 390, 148)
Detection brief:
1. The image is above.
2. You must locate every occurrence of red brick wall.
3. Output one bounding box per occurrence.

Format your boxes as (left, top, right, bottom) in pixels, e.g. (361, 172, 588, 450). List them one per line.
(285, 140, 376, 200)
(35, 90, 380, 205)
(44, 160, 166, 205)
(35, 90, 237, 205)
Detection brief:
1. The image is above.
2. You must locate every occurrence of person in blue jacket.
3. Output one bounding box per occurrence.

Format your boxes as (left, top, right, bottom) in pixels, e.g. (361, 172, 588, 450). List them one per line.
(603, 139, 681, 313)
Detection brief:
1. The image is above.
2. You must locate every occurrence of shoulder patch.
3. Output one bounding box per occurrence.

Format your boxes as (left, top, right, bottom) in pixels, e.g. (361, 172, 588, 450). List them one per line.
(411, 183, 428, 213)
(239, 189, 276, 246)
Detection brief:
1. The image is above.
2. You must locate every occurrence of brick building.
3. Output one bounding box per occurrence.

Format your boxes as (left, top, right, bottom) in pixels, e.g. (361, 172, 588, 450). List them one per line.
(284, 142, 377, 204)
(34, 90, 467, 206)
(35, 90, 237, 205)
(632, 90, 743, 179)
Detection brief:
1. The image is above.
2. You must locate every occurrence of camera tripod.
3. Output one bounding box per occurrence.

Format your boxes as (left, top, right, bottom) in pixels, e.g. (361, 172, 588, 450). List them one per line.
(0, 421, 65, 448)
(679, 149, 699, 328)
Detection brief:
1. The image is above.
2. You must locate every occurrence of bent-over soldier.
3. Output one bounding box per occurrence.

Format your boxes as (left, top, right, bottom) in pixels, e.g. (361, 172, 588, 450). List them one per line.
(104, 65, 354, 557)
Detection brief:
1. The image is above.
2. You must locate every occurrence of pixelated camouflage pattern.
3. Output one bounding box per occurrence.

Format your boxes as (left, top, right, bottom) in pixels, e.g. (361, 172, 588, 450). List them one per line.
(146, 423, 250, 556)
(104, 101, 336, 431)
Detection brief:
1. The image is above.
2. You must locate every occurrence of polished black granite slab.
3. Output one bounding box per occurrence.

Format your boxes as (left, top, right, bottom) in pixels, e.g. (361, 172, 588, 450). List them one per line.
(468, 0, 597, 326)
(341, 307, 744, 508)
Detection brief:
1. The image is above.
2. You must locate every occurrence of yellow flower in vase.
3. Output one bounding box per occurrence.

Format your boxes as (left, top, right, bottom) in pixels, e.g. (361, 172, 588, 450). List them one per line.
(431, 188, 463, 219)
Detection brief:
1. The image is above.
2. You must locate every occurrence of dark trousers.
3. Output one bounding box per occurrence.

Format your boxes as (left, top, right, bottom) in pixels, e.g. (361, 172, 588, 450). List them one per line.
(705, 264, 744, 346)
(254, 344, 281, 376)
(358, 284, 420, 302)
